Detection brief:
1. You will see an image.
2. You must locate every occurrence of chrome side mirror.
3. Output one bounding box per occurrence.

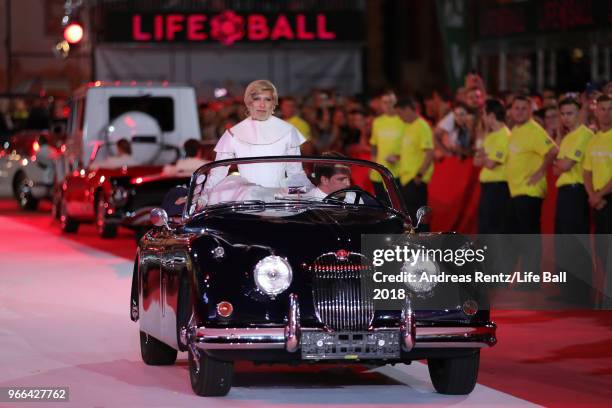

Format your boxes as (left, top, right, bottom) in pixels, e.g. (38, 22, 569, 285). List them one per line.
(415, 206, 432, 229)
(150, 208, 169, 229)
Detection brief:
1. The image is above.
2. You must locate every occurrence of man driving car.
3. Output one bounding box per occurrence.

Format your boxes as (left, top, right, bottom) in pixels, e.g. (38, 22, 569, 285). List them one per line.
(306, 160, 352, 199)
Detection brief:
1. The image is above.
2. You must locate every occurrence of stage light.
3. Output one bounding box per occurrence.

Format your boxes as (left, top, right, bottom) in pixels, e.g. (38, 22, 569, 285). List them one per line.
(63, 23, 84, 44)
(53, 40, 70, 59)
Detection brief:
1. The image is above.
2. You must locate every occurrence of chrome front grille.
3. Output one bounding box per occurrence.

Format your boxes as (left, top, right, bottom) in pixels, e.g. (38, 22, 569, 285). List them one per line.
(309, 252, 374, 331)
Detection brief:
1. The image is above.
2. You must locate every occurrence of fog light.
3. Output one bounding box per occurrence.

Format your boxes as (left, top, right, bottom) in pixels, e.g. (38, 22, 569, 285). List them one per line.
(216, 301, 233, 318)
(462, 300, 478, 316)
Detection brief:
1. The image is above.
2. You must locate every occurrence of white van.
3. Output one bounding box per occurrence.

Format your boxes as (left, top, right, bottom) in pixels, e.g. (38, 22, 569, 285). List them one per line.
(64, 81, 201, 171)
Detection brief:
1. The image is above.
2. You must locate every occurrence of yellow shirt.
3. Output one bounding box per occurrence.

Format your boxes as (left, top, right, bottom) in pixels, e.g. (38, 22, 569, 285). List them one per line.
(399, 117, 434, 185)
(507, 119, 556, 198)
(556, 125, 593, 187)
(287, 116, 311, 140)
(479, 126, 511, 183)
(369, 114, 405, 181)
(583, 128, 612, 192)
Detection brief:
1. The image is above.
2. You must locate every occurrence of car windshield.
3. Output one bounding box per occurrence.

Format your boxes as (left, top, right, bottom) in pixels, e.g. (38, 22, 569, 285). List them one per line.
(186, 156, 404, 217)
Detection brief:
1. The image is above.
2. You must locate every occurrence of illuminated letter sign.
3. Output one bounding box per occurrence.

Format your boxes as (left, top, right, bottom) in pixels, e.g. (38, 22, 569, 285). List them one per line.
(247, 14, 269, 40)
(105, 11, 363, 44)
(132, 15, 151, 41)
(187, 15, 207, 41)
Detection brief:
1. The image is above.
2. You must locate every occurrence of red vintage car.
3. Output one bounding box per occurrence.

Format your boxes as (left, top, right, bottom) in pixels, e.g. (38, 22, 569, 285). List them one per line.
(58, 166, 190, 238)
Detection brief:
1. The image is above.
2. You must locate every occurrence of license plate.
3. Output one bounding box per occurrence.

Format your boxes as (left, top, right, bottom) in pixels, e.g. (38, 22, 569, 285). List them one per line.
(301, 331, 400, 360)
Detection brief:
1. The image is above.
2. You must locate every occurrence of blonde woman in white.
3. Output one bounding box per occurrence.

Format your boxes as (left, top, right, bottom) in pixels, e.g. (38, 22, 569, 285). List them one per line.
(204, 79, 311, 193)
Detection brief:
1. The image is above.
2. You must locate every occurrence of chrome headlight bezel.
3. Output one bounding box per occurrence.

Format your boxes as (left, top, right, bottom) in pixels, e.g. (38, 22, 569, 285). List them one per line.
(401, 256, 441, 294)
(253, 255, 293, 297)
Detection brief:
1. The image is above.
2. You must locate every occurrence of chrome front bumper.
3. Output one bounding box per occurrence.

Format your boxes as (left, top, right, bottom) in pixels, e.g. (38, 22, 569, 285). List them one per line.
(191, 294, 497, 352)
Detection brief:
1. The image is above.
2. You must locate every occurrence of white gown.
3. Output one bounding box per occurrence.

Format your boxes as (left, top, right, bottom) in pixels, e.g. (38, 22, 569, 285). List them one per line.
(205, 115, 311, 189)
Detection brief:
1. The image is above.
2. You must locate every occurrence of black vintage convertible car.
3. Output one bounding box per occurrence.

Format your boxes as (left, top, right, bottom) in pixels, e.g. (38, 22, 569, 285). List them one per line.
(130, 156, 496, 397)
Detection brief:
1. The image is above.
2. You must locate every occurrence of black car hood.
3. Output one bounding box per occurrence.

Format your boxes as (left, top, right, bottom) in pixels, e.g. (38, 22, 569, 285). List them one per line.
(187, 205, 406, 261)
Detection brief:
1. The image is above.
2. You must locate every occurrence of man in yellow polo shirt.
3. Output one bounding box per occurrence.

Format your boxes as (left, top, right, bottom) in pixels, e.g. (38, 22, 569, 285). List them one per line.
(553, 97, 593, 305)
(475, 98, 511, 233)
(280, 96, 312, 140)
(554, 98, 593, 233)
(584, 94, 612, 307)
(584, 94, 612, 223)
(370, 90, 404, 202)
(507, 95, 558, 233)
(396, 97, 434, 229)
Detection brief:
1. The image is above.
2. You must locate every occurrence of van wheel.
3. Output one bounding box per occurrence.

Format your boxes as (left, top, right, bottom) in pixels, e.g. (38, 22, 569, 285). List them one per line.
(96, 196, 118, 238)
(60, 200, 79, 233)
(16, 175, 39, 211)
(428, 350, 480, 395)
(139, 331, 177, 365)
(188, 347, 233, 396)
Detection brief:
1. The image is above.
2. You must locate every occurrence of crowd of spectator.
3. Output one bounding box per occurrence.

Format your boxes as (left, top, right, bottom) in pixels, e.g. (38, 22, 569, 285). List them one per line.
(196, 75, 612, 306)
(196, 75, 612, 228)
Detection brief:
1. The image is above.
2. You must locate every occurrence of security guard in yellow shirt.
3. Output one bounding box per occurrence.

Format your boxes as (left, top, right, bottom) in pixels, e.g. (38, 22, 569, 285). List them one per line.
(584, 94, 612, 307)
(396, 97, 434, 229)
(507, 95, 559, 233)
(475, 98, 511, 233)
(370, 90, 404, 202)
(584, 94, 612, 231)
(554, 98, 593, 305)
(554, 98, 593, 233)
(280, 97, 312, 140)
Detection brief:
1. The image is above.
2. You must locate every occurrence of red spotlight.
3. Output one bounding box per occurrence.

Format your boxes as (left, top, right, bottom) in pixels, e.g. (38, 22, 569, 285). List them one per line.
(63, 23, 84, 44)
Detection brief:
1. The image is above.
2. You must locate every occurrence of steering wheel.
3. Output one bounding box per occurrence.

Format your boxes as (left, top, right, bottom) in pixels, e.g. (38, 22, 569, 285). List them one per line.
(322, 186, 383, 207)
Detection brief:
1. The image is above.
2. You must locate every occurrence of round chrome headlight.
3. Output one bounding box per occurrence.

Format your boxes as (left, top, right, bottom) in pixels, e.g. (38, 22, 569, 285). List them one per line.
(401, 257, 440, 293)
(253, 256, 292, 297)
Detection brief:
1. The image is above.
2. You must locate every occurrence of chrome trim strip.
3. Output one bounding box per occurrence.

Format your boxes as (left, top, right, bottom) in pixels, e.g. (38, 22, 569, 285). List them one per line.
(400, 299, 416, 351)
(415, 342, 492, 348)
(417, 325, 496, 337)
(195, 327, 285, 338)
(415, 324, 497, 348)
(194, 327, 286, 350)
(198, 342, 285, 350)
(285, 293, 300, 352)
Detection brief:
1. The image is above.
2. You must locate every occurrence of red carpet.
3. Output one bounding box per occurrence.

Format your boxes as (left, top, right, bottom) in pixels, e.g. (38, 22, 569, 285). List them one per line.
(0, 199, 137, 260)
(481, 310, 612, 407)
(2, 198, 611, 406)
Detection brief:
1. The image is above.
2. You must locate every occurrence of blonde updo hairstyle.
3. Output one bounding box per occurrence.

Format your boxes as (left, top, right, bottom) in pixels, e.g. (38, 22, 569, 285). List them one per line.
(244, 79, 279, 108)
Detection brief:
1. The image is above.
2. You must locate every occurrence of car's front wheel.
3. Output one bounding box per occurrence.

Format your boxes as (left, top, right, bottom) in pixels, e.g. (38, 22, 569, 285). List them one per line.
(139, 331, 177, 365)
(16, 174, 39, 211)
(51, 192, 61, 220)
(188, 347, 234, 397)
(427, 350, 480, 395)
(96, 195, 118, 238)
(60, 200, 79, 233)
